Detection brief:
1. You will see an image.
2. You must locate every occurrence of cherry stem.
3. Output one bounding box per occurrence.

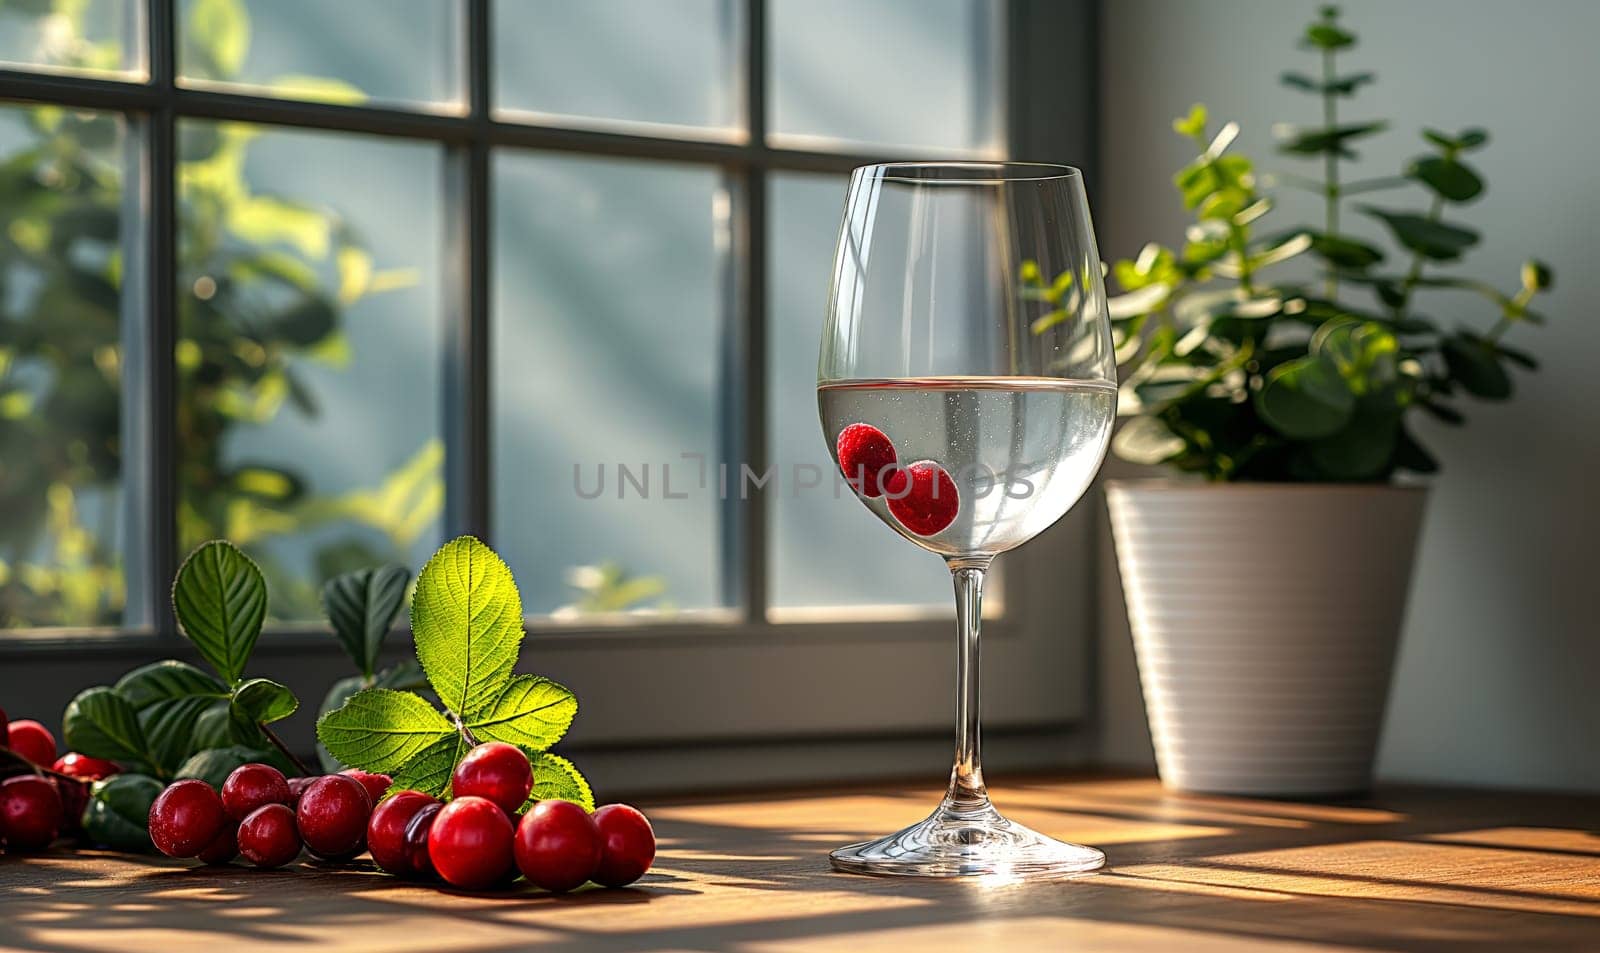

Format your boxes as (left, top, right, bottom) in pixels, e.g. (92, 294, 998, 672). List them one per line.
(448, 709, 480, 746)
(259, 723, 315, 778)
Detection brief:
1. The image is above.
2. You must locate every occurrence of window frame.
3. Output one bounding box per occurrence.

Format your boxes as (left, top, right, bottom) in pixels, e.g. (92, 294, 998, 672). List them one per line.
(0, 0, 1103, 778)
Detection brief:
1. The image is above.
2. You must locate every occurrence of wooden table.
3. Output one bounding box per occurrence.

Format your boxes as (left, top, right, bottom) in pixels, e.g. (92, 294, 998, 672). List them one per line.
(3, 776, 1597, 952)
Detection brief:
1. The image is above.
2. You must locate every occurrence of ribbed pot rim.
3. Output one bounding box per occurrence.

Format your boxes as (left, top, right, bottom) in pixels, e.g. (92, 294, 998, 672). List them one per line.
(1106, 478, 1429, 496)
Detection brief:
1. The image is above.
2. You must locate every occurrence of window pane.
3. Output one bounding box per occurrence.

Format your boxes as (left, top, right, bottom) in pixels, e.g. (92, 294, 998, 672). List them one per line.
(177, 0, 461, 109)
(177, 122, 445, 621)
(0, 0, 139, 78)
(494, 153, 725, 617)
(769, 0, 1002, 154)
(494, 0, 742, 136)
(767, 173, 949, 611)
(0, 105, 126, 629)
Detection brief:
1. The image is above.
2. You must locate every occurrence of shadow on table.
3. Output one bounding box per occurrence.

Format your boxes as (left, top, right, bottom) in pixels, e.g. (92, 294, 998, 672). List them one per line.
(2, 779, 1597, 953)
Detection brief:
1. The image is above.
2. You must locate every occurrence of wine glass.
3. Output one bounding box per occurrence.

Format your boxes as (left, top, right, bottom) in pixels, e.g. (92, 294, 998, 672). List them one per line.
(818, 162, 1115, 879)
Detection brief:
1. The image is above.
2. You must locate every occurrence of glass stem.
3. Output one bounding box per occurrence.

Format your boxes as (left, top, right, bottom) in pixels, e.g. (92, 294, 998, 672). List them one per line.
(944, 557, 993, 813)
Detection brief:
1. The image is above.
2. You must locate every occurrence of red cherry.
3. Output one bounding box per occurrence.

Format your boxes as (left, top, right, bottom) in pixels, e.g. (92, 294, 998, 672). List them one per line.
(340, 769, 393, 807)
(238, 803, 301, 868)
(886, 460, 959, 536)
(196, 822, 239, 865)
(1, 775, 64, 850)
(836, 423, 900, 498)
(0, 705, 8, 744)
(367, 790, 441, 878)
(147, 779, 226, 858)
(451, 742, 532, 816)
(51, 752, 122, 781)
(221, 763, 291, 821)
(295, 774, 371, 860)
(7, 719, 57, 767)
(591, 804, 655, 887)
(287, 775, 314, 807)
(427, 795, 514, 890)
(515, 800, 602, 892)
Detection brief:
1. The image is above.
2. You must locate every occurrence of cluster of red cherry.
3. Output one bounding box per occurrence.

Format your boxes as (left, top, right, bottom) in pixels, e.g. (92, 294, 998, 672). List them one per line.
(150, 742, 654, 892)
(835, 423, 960, 536)
(0, 707, 653, 895)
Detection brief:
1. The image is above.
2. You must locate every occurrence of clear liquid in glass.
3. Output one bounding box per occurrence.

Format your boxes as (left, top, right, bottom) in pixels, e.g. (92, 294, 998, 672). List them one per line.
(818, 377, 1115, 558)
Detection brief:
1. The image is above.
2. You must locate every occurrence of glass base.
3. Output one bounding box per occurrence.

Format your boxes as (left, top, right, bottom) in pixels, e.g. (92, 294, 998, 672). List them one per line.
(829, 799, 1104, 880)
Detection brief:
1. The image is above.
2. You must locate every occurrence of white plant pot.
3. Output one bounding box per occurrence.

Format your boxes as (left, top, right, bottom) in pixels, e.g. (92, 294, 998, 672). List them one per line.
(1106, 481, 1428, 797)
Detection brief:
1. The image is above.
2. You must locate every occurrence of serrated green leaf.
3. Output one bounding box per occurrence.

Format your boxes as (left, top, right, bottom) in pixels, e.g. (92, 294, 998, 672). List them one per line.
(175, 745, 279, 790)
(172, 540, 268, 684)
(316, 688, 456, 774)
(468, 675, 577, 752)
(322, 564, 411, 677)
(114, 661, 231, 777)
(528, 752, 594, 812)
(63, 687, 154, 772)
(232, 678, 298, 724)
(412, 536, 523, 721)
(317, 675, 366, 773)
(81, 774, 164, 853)
(388, 733, 468, 799)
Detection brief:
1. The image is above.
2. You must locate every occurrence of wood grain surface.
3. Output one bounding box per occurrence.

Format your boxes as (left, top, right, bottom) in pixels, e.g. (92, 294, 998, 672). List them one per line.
(2, 776, 1597, 952)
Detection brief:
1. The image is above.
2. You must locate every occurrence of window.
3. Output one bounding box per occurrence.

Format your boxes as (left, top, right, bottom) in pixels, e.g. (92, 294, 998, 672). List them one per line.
(0, 0, 1099, 773)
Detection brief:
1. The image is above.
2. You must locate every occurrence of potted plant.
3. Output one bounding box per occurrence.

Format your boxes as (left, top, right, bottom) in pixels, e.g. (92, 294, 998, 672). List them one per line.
(1091, 7, 1553, 795)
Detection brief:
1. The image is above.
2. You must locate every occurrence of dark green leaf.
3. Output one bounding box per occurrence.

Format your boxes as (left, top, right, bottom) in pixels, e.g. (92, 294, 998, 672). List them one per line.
(115, 661, 231, 776)
(1306, 232, 1385, 268)
(1419, 400, 1465, 425)
(175, 745, 278, 790)
(1280, 71, 1373, 95)
(1277, 122, 1386, 157)
(317, 675, 366, 772)
(321, 564, 411, 677)
(172, 540, 268, 684)
(1256, 355, 1356, 439)
(1309, 404, 1400, 479)
(1441, 335, 1513, 399)
(1304, 23, 1355, 49)
(81, 774, 165, 853)
(232, 677, 298, 725)
(62, 687, 154, 772)
(1457, 128, 1489, 149)
(1407, 156, 1483, 202)
(1360, 207, 1479, 260)
(1496, 343, 1539, 370)
(1394, 428, 1440, 474)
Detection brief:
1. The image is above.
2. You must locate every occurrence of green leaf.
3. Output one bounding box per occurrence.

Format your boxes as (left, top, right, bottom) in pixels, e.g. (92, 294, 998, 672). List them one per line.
(1112, 416, 1186, 465)
(388, 733, 468, 799)
(1280, 71, 1373, 96)
(113, 661, 231, 776)
(1425, 127, 1489, 151)
(1306, 232, 1385, 268)
(316, 688, 456, 774)
(1304, 22, 1355, 50)
(468, 676, 577, 751)
(1277, 122, 1386, 157)
(1309, 403, 1401, 479)
(63, 687, 153, 771)
(1256, 356, 1356, 439)
(1360, 207, 1479, 261)
(1496, 343, 1539, 371)
(1441, 335, 1512, 399)
(322, 564, 411, 677)
(172, 540, 268, 684)
(232, 677, 298, 725)
(175, 745, 279, 790)
(411, 536, 524, 721)
(529, 752, 594, 812)
(81, 774, 164, 853)
(1393, 427, 1439, 474)
(1173, 103, 1208, 138)
(1407, 156, 1483, 202)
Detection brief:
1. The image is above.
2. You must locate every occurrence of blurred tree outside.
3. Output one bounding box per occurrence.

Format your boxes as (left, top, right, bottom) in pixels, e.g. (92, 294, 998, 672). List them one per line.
(0, 0, 442, 626)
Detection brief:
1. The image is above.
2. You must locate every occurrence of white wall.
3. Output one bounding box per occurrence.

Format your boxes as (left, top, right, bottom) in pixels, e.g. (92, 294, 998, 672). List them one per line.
(1096, 0, 1600, 791)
